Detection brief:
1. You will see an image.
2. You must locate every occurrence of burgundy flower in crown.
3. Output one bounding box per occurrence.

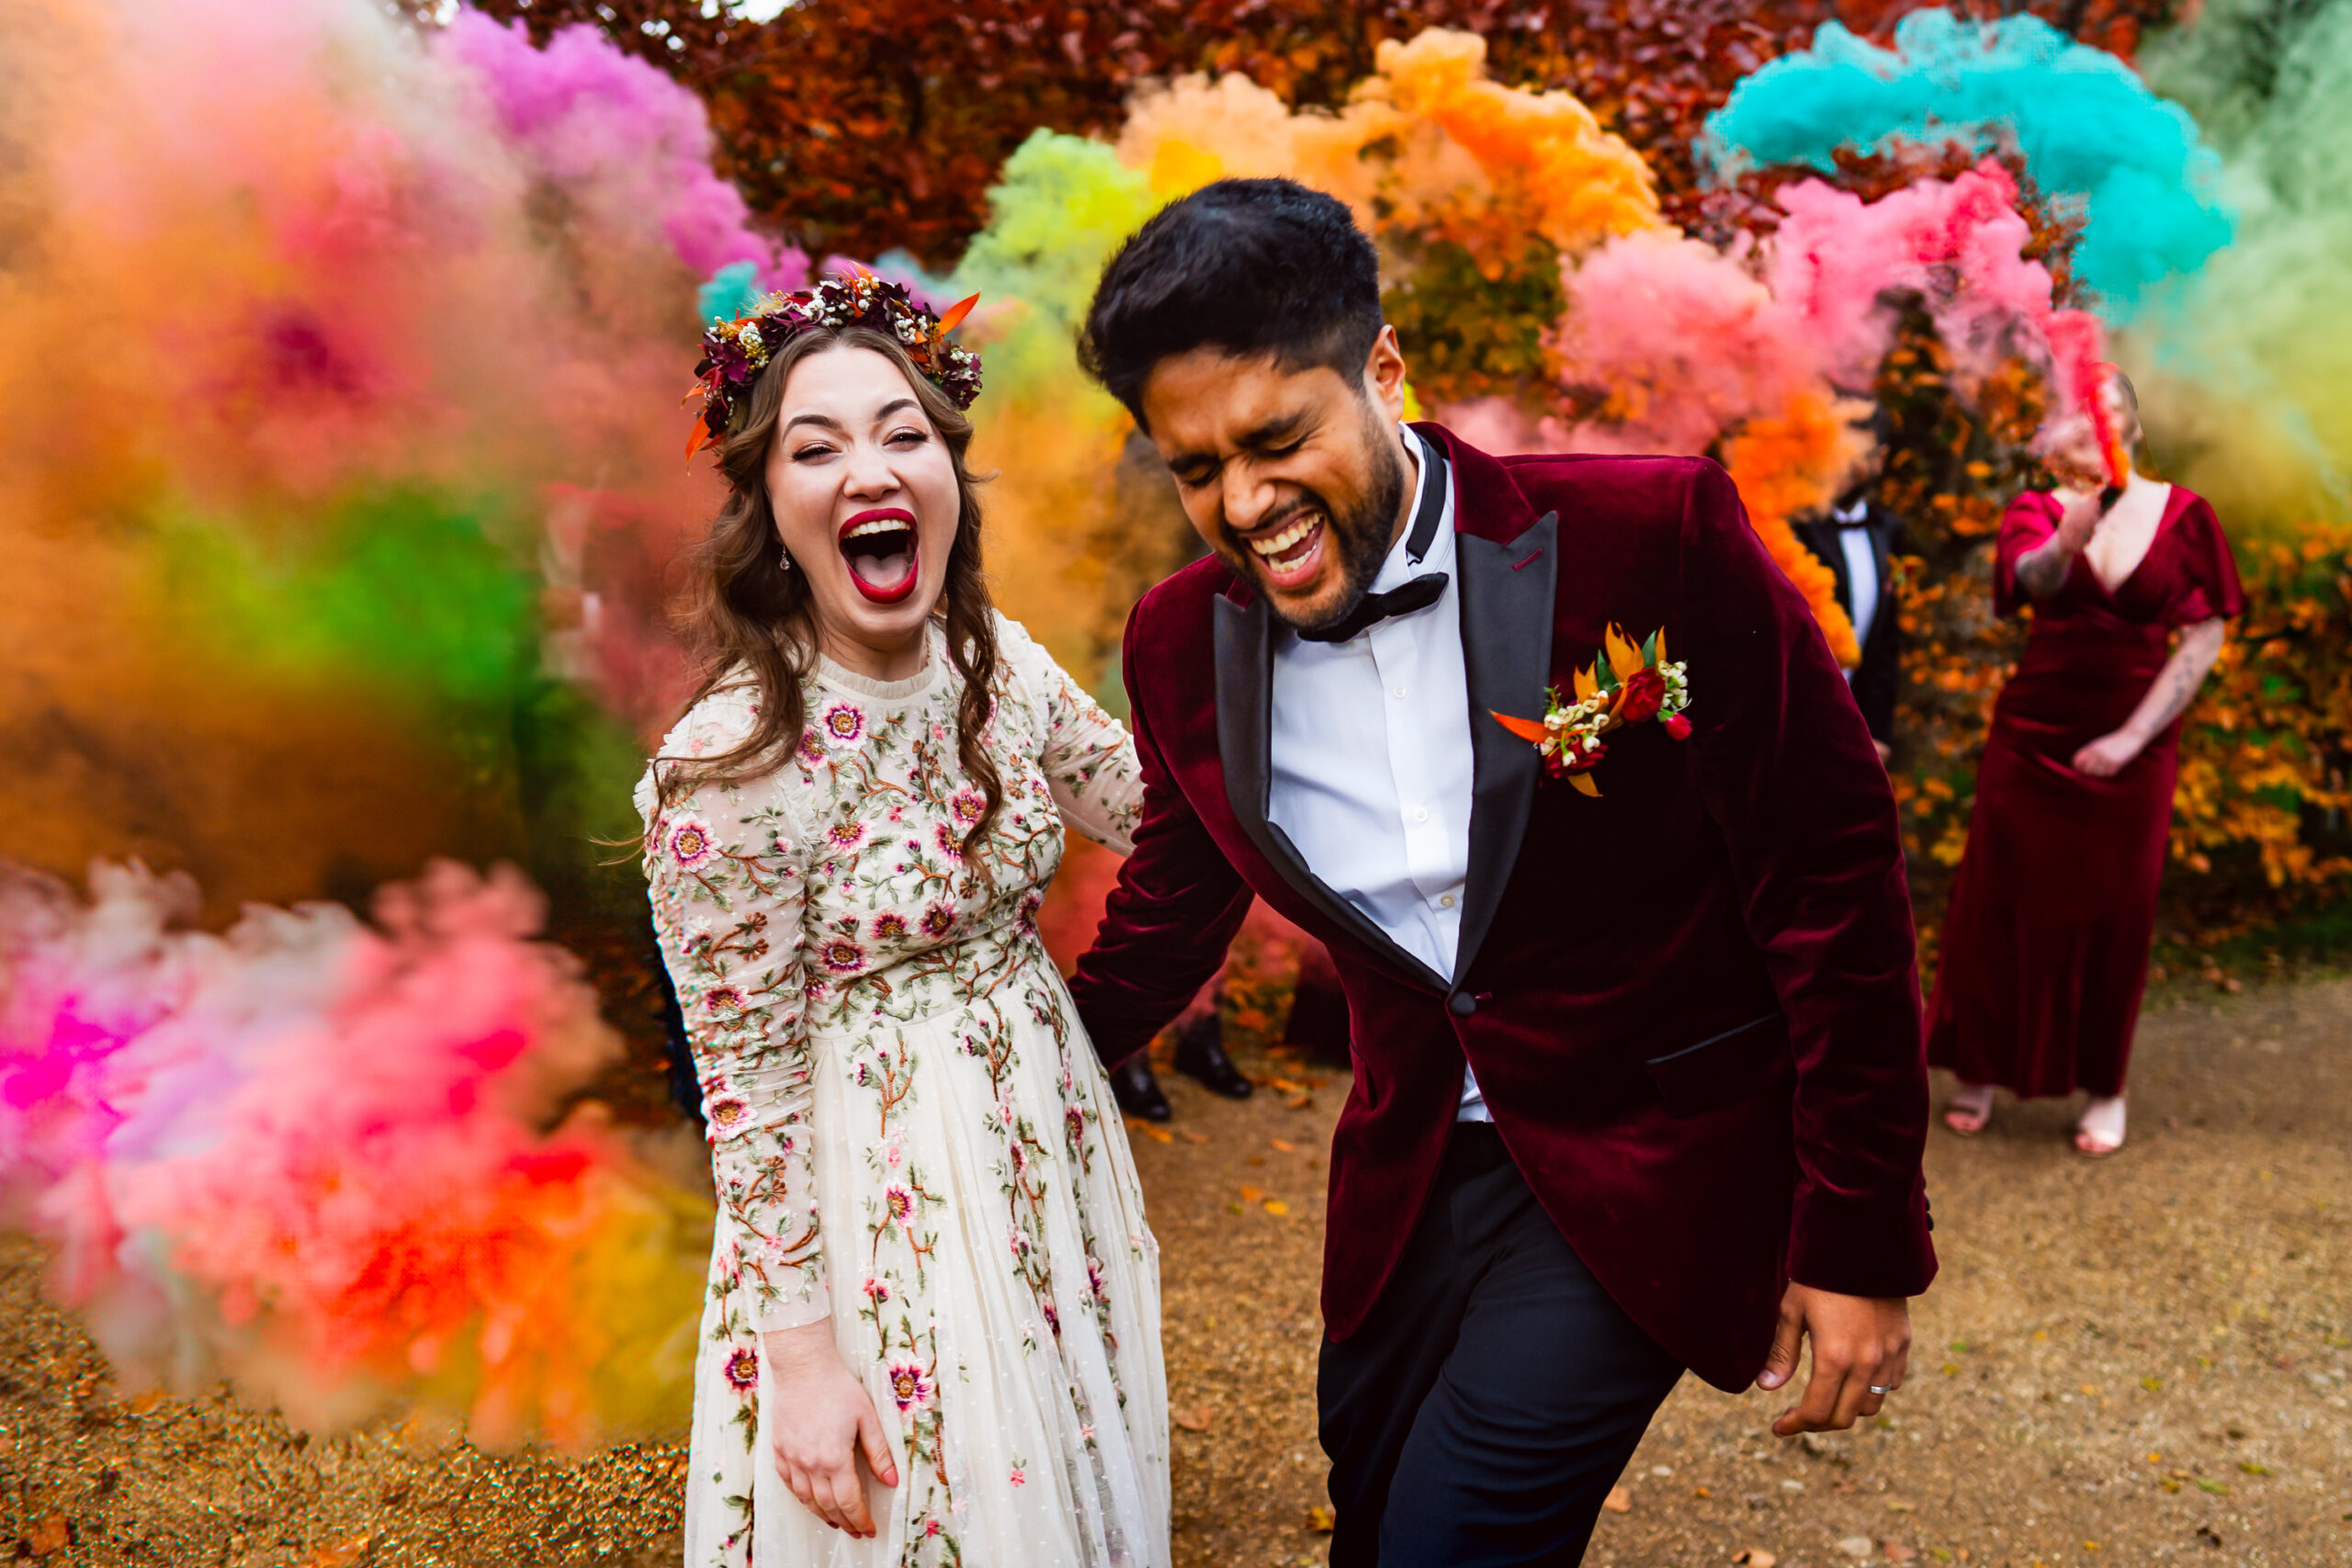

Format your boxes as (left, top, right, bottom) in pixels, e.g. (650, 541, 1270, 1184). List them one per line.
(685, 271, 982, 460)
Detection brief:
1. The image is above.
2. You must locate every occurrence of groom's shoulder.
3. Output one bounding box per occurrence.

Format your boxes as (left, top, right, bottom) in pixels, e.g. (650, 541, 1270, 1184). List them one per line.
(1130, 553, 1237, 635)
(1496, 451, 1731, 529)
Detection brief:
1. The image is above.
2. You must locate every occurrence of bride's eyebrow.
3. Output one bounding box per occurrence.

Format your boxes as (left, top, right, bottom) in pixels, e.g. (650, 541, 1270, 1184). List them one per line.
(782, 412, 844, 435)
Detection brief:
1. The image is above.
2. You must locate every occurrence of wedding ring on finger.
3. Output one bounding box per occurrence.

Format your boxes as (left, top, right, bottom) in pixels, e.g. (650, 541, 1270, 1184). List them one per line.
(1868, 1384, 1895, 1395)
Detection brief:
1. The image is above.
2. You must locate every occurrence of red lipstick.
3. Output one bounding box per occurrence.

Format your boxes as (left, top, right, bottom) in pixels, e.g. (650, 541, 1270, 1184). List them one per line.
(836, 507, 920, 604)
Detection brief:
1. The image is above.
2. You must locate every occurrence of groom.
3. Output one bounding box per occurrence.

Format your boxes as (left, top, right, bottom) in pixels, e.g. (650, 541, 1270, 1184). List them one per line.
(1065, 179, 1936, 1566)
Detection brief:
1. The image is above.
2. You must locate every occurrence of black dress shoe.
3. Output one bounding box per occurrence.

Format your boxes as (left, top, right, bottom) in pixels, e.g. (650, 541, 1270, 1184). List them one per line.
(1108, 1055, 1171, 1122)
(1171, 1013, 1253, 1100)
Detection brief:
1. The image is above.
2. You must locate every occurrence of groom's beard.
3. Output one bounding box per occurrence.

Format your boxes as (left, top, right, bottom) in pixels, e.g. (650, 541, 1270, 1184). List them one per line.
(1227, 415, 1409, 637)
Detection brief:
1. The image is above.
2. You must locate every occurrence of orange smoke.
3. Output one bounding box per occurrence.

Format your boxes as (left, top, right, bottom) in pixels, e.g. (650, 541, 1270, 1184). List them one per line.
(1721, 392, 1871, 667)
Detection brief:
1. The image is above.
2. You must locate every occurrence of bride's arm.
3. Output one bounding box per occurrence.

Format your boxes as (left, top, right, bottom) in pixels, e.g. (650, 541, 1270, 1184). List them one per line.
(640, 763, 828, 1333)
(642, 738, 898, 1535)
(997, 614, 1144, 856)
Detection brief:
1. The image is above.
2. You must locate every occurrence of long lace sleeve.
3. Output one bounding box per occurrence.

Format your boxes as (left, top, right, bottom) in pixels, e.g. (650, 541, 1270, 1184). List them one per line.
(637, 691, 829, 1334)
(996, 612, 1145, 855)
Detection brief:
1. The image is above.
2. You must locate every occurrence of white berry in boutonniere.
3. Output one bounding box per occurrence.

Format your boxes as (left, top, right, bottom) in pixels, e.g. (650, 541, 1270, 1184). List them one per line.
(1489, 624, 1690, 797)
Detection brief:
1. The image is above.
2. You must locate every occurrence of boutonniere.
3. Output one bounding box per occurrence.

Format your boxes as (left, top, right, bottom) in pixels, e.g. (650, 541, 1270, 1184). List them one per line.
(1490, 624, 1690, 797)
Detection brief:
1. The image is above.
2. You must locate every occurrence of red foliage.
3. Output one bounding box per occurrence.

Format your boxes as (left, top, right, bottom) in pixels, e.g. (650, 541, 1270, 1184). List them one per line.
(421, 1, 2181, 265)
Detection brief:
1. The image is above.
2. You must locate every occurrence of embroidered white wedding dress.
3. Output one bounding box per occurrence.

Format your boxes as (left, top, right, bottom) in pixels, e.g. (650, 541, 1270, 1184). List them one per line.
(636, 615, 1165, 1568)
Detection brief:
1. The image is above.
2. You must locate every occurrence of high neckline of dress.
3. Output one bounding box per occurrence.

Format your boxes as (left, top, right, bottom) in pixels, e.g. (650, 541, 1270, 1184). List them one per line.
(814, 626, 944, 702)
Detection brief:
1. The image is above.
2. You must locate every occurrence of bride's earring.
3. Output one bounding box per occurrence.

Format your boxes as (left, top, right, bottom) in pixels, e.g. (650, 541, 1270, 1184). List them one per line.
(779, 546, 794, 572)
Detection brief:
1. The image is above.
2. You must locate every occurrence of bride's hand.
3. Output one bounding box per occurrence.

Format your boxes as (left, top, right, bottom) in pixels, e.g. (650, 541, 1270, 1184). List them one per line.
(763, 1322, 899, 1538)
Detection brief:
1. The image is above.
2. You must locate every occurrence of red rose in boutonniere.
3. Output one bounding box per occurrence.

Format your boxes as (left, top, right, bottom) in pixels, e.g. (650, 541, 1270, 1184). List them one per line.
(1488, 623, 1691, 797)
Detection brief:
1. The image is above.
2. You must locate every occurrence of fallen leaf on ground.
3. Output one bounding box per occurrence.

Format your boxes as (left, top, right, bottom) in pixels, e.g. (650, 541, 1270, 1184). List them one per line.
(2196, 1478, 2230, 1495)
(1173, 1406, 1212, 1432)
(1837, 1538, 1874, 1559)
(1600, 1485, 1631, 1514)
(310, 1537, 371, 1568)
(1884, 1545, 1916, 1562)
(1271, 1139, 1297, 1153)
(1306, 1505, 1334, 1533)
(1691, 1485, 1712, 1498)
(2238, 1461, 2271, 1475)
(1178, 1130, 1210, 1145)
(1286, 1093, 1314, 1110)
(1734, 1551, 1776, 1568)
(1269, 1077, 1306, 1095)
(1263, 1200, 1291, 1216)
(22, 1516, 68, 1557)
(1239, 1186, 1266, 1203)
(1143, 1126, 1173, 1144)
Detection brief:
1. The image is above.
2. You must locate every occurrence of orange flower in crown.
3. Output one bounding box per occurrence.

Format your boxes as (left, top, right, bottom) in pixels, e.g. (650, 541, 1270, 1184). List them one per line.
(685, 271, 981, 459)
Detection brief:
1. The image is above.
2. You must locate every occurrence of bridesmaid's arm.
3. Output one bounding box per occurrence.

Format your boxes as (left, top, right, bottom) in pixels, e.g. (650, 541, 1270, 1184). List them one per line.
(2012, 490, 2105, 600)
(2073, 618, 2226, 777)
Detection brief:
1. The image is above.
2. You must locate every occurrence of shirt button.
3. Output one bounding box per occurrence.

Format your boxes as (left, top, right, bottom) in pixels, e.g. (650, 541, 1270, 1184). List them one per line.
(1393, 685, 1408, 699)
(1412, 807, 1430, 823)
(1439, 893, 1456, 908)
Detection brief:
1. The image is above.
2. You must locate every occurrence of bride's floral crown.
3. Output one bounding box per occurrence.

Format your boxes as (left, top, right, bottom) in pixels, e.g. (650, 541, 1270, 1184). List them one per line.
(685, 271, 981, 459)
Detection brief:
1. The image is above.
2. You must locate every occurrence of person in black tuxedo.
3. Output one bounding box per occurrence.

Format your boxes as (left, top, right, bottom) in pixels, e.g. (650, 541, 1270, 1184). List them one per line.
(1793, 412, 1905, 765)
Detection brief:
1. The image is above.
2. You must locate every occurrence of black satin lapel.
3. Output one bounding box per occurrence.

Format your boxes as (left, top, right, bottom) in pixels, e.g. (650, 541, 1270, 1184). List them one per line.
(1214, 592, 1450, 992)
(1454, 510, 1559, 985)
(1213, 591, 1272, 844)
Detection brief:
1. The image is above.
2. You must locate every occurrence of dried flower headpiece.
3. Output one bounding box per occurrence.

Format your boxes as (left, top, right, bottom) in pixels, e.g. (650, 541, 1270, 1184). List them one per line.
(684, 271, 981, 460)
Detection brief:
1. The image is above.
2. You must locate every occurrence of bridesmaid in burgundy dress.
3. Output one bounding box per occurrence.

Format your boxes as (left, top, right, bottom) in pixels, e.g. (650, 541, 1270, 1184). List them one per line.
(1927, 377, 2242, 1155)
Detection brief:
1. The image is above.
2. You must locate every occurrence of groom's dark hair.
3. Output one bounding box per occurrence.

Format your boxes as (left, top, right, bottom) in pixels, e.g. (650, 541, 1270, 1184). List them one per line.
(1079, 178, 1384, 428)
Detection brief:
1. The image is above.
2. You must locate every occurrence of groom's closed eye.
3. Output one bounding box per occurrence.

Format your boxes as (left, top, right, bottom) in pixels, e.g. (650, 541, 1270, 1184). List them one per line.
(1167, 416, 1316, 492)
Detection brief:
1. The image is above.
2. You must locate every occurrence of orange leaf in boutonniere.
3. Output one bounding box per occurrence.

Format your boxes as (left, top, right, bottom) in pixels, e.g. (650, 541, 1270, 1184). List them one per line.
(1489, 624, 1690, 797)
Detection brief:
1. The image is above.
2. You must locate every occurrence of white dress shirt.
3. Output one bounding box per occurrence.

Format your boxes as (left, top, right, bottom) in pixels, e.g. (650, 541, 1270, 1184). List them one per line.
(1833, 498, 1880, 674)
(1268, 426, 1490, 1122)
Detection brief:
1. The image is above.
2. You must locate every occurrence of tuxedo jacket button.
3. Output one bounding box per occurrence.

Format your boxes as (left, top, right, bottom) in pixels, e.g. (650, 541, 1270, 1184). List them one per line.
(1447, 991, 1477, 1018)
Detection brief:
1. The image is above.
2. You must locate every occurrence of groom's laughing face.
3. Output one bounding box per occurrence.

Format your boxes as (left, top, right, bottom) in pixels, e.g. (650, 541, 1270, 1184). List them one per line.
(1140, 330, 1414, 635)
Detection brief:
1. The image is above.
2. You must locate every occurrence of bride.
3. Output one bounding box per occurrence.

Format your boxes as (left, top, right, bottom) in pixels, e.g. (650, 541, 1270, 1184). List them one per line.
(639, 274, 1166, 1566)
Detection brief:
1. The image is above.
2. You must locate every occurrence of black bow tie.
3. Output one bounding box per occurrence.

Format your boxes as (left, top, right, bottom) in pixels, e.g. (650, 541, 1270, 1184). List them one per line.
(1295, 571, 1451, 643)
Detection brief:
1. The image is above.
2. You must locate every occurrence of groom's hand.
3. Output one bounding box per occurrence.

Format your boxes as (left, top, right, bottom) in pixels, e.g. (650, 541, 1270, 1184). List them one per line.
(1757, 1283, 1911, 1437)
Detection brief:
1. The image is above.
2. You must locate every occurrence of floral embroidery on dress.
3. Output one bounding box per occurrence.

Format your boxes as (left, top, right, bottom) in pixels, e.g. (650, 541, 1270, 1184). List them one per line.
(638, 615, 1159, 1568)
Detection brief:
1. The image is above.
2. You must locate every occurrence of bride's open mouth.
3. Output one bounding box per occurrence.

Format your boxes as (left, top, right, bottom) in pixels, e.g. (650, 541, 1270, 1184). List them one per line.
(837, 507, 921, 604)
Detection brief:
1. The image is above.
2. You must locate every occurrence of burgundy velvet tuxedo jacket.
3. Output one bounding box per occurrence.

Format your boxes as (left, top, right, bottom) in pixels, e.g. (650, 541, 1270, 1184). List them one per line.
(1068, 423, 1936, 1392)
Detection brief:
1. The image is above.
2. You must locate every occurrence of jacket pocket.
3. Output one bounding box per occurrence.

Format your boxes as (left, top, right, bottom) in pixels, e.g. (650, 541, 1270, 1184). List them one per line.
(1643, 1011, 1791, 1117)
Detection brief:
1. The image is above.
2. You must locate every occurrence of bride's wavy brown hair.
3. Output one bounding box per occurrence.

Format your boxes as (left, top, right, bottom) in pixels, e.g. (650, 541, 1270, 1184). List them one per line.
(658, 325, 1002, 863)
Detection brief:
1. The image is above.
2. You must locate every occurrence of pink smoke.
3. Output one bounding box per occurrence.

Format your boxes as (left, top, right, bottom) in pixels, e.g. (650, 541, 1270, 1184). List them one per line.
(0, 860, 704, 1442)
(1550, 159, 2111, 457)
(441, 12, 807, 289)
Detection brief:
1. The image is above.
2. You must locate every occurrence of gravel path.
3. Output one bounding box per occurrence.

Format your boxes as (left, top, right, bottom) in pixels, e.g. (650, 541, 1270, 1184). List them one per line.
(3, 979, 2346, 1566)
